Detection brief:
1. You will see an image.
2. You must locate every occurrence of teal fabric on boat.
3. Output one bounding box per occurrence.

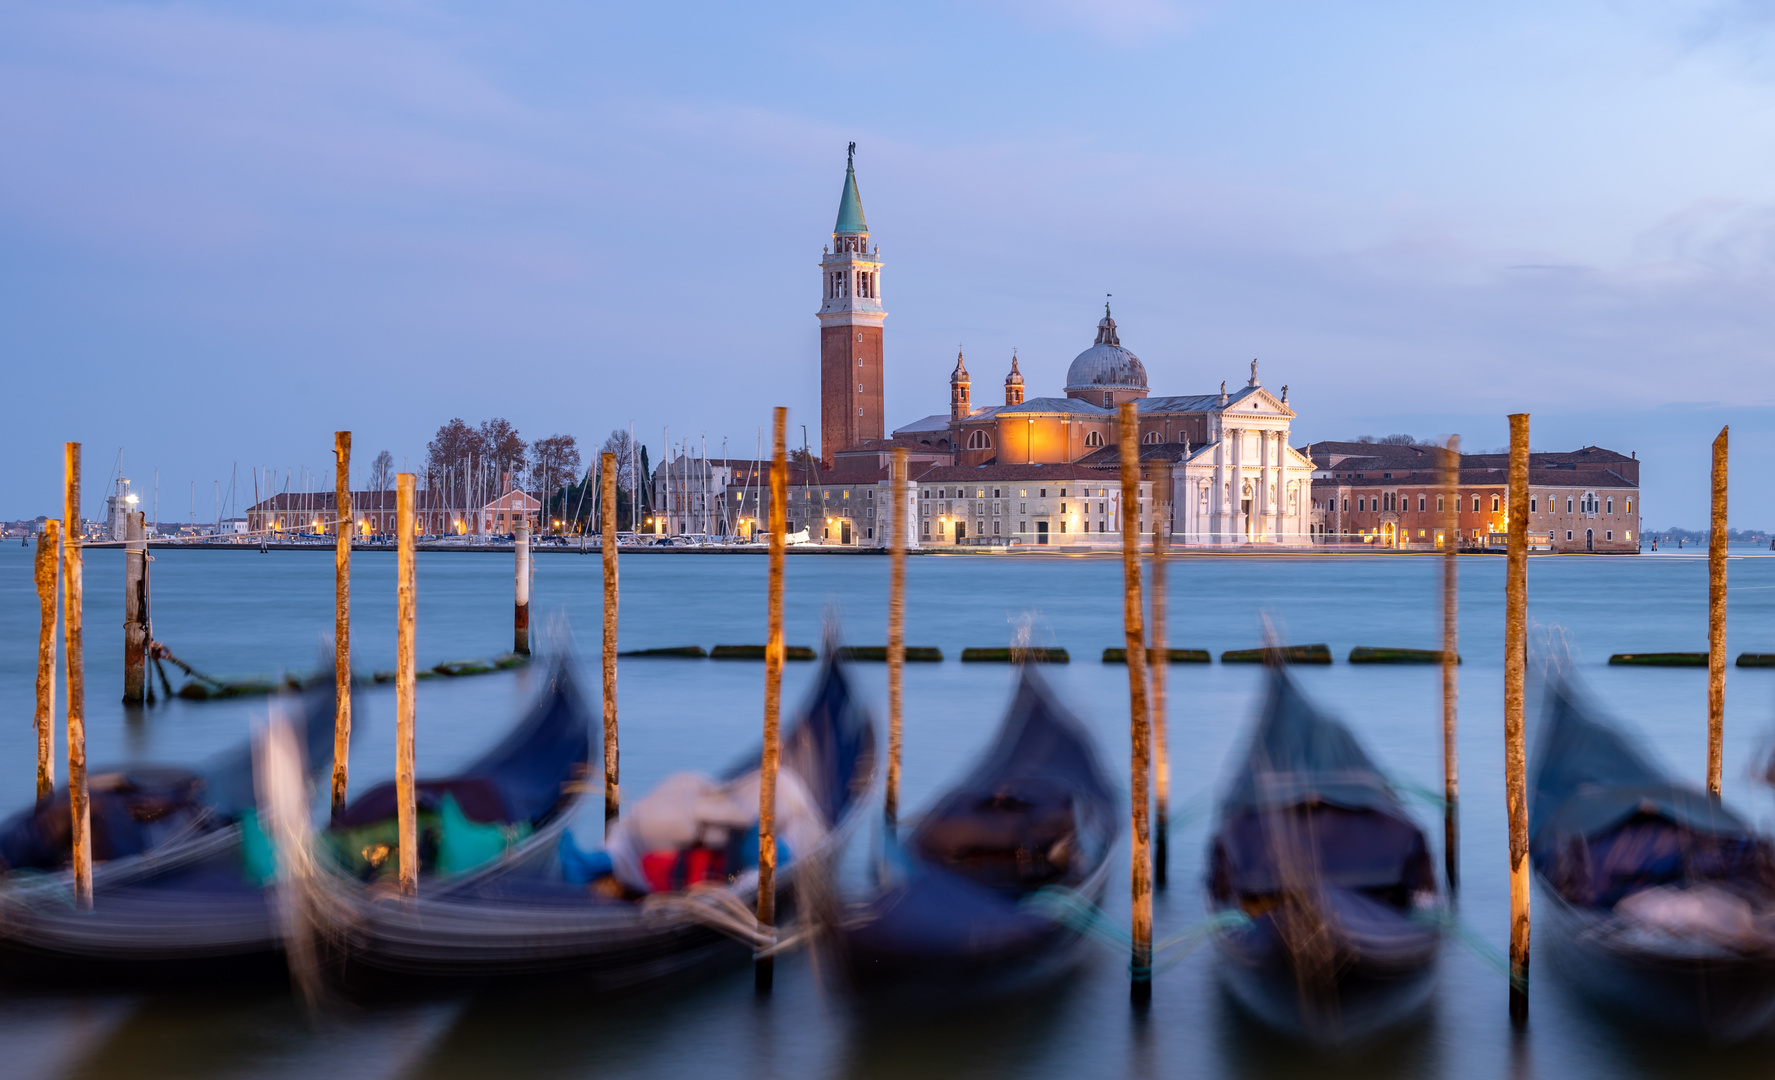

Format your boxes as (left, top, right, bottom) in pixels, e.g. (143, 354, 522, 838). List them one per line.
(437, 792, 522, 875)
(239, 808, 277, 886)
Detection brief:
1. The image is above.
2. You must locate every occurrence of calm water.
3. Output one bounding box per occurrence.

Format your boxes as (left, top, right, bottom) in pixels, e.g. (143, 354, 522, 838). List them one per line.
(3, 543, 1775, 1079)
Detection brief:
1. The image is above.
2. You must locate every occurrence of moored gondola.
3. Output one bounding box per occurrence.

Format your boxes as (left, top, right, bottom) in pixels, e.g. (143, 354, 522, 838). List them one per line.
(830, 666, 1117, 1005)
(0, 670, 349, 983)
(1205, 663, 1442, 1042)
(1531, 674, 1775, 1039)
(300, 653, 875, 990)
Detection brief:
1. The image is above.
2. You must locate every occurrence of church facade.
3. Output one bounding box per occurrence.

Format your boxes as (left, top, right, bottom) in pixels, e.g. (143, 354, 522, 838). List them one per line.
(793, 150, 1314, 548)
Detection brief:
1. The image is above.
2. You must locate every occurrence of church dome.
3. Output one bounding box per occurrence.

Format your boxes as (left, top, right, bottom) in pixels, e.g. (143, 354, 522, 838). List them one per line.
(1064, 307, 1147, 396)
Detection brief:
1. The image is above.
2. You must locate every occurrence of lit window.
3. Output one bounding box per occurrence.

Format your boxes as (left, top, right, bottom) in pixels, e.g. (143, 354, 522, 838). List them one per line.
(1626, 499, 1633, 514)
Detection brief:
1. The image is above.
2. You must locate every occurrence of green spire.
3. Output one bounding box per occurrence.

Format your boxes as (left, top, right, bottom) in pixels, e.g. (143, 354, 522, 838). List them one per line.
(834, 142, 868, 235)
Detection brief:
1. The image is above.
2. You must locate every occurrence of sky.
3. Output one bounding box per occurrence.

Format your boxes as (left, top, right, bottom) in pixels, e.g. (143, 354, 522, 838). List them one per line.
(1, 0, 1772, 527)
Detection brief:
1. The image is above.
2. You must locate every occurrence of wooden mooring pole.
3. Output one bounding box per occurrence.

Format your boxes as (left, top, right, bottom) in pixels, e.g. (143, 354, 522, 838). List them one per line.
(885, 447, 908, 832)
(756, 407, 788, 993)
(1118, 403, 1153, 1004)
(123, 511, 148, 705)
(34, 520, 60, 800)
(332, 431, 352, 819)
(1442, 434, 1460, 893)
(1150, 460, 1171, 890)
(395, 473, 419, 898)
(1504, 414, 1531, 1024)
(1708, 425, 1728, 798)
(514, 519, 531, 656)
(601, 452, 620, 827)
(64, 442, 92, 910)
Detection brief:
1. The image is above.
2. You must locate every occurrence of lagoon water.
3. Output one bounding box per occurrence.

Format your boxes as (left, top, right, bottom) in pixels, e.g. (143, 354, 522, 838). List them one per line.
(2, 542, 1774, 1079)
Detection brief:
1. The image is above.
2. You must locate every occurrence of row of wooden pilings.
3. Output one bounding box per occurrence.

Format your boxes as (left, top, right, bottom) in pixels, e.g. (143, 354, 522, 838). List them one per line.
(30, 414, 1733, 1020)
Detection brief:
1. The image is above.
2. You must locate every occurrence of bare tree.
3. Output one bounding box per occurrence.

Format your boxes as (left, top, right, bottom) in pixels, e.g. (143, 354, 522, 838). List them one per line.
(367, 450, 395, 494)
(531, 434, 581, 532)
(599, 430, 638, 493)
(479, 418, 527, 490)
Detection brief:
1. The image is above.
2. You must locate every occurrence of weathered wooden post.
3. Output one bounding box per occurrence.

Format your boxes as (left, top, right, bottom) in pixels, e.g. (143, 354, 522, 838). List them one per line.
(1708, 425, 1728, 798)
(1118, 403, 1153, 1004)
(34, 520, 60, 800)
(885, 447, 908, 831)
(123, 511, 148, 704)
(63, 442, 93, 909)
(1504, 414, 1531, 1023)
(395, 473, 419, 898)
(1442, 434, 1460, 892)
(514, 518, 531, 656)
(756, 407, 788, 993)
(332, 431, 353, 818)
(601, 452, 620, 827)
(1149, 460, 1171, 889)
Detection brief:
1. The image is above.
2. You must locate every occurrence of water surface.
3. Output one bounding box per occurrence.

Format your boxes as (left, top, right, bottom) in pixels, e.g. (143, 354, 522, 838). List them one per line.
(2, 543, 1774, 1079)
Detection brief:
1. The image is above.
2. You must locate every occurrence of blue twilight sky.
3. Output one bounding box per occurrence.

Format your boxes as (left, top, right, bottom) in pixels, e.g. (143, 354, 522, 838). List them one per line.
(2, 0, 1772, 526)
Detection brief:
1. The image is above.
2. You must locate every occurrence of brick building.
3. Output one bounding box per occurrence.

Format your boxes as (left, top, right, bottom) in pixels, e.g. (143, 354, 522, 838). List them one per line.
(1307, 442, 1641, 553)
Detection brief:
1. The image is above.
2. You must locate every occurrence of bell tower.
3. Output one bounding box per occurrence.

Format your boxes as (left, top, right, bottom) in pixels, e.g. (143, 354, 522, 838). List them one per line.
(817, 143, 886, 464)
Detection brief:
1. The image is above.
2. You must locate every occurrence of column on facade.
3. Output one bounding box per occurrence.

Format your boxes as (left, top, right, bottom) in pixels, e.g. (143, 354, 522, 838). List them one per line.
(1277, 435, 1288, 541)
(1256, 432, 1271, 543)
(1228, 428, 1244, 545)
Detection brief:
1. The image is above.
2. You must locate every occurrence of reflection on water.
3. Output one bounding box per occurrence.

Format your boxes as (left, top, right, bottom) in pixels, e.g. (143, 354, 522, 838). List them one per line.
(1, 546, 1774, 1078)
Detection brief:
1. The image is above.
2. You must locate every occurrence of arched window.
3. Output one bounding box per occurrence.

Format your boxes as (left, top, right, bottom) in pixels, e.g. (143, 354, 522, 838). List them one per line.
(1084, 430, 1104, 447)
(1142, 432, 1161, 445)
(966, 429, 993, 450)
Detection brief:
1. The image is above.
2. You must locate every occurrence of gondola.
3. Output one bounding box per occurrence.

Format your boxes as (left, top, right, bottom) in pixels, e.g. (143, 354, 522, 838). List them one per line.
(0, 670, 348, 983)
(1205, 663, 1442, 1042)
(301, 652, 875, 990)
(830, 666, 1117, 1004)
(1531, 674, 1775, 1038)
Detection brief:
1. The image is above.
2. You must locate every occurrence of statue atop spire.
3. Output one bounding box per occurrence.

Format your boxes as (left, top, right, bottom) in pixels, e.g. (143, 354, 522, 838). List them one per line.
(1248, 359, 1260, 387)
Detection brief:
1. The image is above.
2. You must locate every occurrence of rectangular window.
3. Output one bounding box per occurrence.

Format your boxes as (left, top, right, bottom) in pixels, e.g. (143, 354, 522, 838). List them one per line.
(1020, 521, 1027, 532)
(1566, 530, 1573, 540)
(1437, 495, 1445, 513)
(1418, 495, 1426, 512)
(1606, 497, 1613, 514)
(1473, 495, 1481, 512)
(1358, 497, 1365, 512)
(1342, 498, 1348, 512)
(922, 521, 929, 536)
(1606, 530, 1613, 540)
(1491, 495, 1500, 513)
(1567, 497, 1573, 513)
(1626, 499, 1633, 514)
(1531, 497, 1537, 513)
(993, 522, 1000, 535)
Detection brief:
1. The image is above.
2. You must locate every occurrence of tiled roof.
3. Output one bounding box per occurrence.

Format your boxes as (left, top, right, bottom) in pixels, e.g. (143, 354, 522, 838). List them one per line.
(991, 396, 1113, 417)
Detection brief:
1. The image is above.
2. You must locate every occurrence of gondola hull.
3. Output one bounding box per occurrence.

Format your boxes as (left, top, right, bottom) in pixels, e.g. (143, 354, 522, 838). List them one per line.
(1210, 893, 1440, 1042)
(1540, 883, 1775, 1040)
(1205, 666, 1443, 1043)
(304, 655, 875, 992)
(832, 668, 1119, 1007)
(838, 856, 1112, 1003)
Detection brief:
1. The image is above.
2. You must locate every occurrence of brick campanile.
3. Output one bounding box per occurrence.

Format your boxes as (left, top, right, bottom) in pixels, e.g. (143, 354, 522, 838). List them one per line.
(817, 143, 886, 464)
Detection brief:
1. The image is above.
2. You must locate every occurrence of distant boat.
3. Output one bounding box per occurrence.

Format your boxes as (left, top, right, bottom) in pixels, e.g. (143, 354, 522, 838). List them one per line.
(830, 666, 1118, 1005)
(1205, 663, 1443, 1042)
(1531, 675, 1775, 1039)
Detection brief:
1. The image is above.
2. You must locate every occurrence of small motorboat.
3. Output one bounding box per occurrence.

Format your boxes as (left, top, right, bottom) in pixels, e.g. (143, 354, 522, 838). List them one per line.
(1531, 674, 1775, 1039)
(300, 653, 875, 990)
(1205, 663, 1442, 1042)
(0, 671, 349, 983)
(831, 666, 1118, 1004)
